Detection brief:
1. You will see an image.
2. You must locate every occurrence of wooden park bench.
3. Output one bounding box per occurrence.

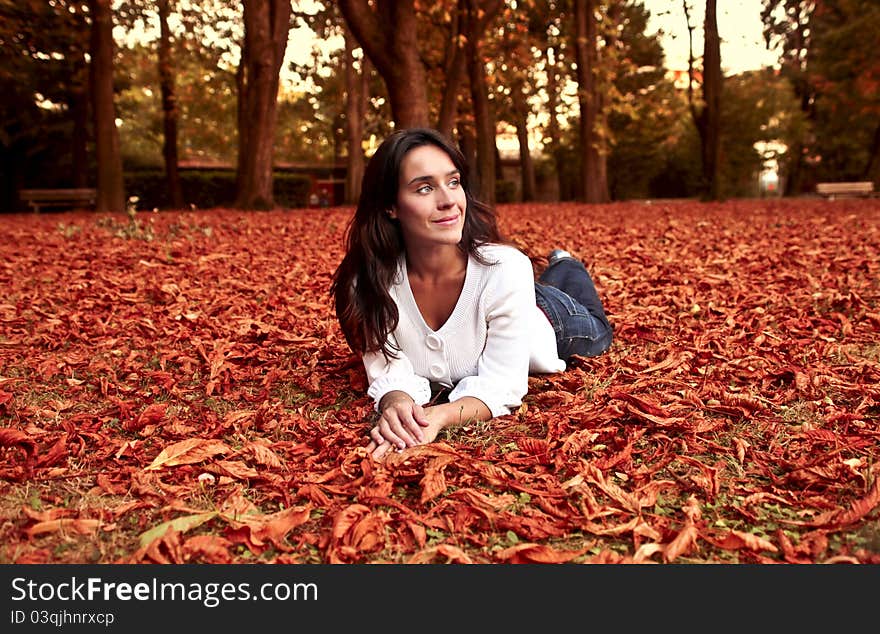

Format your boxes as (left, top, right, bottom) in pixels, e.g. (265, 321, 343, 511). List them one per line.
(19, 188, 97, 213)
(815, 181, 875, 199)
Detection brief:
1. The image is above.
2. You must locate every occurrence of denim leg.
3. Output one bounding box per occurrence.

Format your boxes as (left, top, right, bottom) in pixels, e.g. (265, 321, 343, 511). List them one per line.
(538, 257, 610, 329)
(535, 257, 613, 360)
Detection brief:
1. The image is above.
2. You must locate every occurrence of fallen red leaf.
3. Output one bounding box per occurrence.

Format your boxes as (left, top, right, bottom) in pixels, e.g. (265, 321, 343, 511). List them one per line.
(1, 199, 877, 564)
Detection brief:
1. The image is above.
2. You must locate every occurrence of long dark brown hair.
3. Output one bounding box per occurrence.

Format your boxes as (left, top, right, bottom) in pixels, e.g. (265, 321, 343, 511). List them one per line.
(331, 127, 504, 357)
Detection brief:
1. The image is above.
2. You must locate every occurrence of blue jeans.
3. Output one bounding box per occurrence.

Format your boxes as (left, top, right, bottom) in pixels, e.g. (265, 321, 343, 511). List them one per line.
(534, 257, 613, 360)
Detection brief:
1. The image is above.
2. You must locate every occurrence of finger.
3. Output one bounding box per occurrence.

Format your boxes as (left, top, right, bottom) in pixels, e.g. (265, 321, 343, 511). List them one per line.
(412, 403, 430, 428)
(373, 422, 410, 449)
(399, 411, 425, 443)
(398, 405, 430, 443)
(371, 440, 394, 460)
(376, 420, 406, 449)
(379, 414, 418, 449)
(369, 427, 386, 446)
(395, 423, 420, 447)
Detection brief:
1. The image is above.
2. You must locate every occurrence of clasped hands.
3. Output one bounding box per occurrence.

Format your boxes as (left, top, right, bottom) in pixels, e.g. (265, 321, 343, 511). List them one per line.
(365, 392, 490, 460)
(366, 391, 445, 460)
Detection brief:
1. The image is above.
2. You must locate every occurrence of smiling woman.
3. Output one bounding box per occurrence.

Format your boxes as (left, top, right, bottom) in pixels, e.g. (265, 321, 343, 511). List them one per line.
(330, 128, 614, 460)
(387, 144, 469, 258)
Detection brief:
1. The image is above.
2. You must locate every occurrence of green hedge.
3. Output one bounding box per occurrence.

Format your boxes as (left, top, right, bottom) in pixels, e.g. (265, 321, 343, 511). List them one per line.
(126, 170, 312, 210)
(495, 180, 518, 204)
(273, 173, 314, 209)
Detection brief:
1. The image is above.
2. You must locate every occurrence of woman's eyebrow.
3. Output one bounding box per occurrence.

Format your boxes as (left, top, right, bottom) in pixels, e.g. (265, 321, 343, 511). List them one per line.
(406, 169, 460, 186)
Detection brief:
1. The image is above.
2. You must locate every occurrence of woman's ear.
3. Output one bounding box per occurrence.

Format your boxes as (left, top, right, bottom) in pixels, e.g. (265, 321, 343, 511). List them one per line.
(386, 207, 397, 219)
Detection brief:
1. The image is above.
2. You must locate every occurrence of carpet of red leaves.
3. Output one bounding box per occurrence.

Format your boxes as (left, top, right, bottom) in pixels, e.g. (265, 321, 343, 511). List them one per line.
(0, 198, 878, 564)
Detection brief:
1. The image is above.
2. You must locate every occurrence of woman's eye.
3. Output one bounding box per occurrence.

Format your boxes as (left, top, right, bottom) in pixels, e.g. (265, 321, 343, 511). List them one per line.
(448, 178, 461, 188)
(416, 184, 432, 194)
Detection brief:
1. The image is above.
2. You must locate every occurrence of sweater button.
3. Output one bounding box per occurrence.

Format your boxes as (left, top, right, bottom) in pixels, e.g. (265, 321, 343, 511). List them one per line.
(426, 334, 443, 350)
(429, 363, 444, 378)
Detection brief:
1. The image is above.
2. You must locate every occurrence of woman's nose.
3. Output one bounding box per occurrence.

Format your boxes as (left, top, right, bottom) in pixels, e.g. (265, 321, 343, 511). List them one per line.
(436, 186, 455, 207)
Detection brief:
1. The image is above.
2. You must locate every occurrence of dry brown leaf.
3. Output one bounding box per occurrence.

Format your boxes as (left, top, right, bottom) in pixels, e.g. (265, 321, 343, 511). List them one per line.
(144, 438, 232, 471)
(496, 543, 587, 563)
(26, 518, 102, 538)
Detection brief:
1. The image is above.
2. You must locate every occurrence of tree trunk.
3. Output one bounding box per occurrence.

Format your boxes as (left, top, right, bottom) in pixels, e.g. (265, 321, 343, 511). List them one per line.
(458, 119, 478, 179)
(88, 0, 125, 212)
(464, 15, 494, 205)
(436, 1, 467, 137)
(463, 0, 503, 205)
(512, 88, 536, 202)
(235, 0, 291, 210)
(343, 26, 366, 205)
(761, 1, 816, 196)
(783, 75, 816, 195)
(338, 0, 429, 128)
(573, 0, 608, 203)
(158, 0, 184, 209)
(701, 0, 722, 200)
(70, 32, 90, 190)
(544, 44, 566, 200)
(861, 120, 880, 182)
(684, 0, 722, 200)
(70, 66, 90, 189)
(782, 140, 802, 196)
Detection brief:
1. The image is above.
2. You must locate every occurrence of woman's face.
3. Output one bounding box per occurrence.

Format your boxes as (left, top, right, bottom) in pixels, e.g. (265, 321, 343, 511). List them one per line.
(391, 144, 467, 250)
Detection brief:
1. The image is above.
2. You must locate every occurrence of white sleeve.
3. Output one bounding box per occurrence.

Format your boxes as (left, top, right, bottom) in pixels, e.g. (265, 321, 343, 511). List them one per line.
(362, 332, 432, 411)
(447, 251, 533, 417)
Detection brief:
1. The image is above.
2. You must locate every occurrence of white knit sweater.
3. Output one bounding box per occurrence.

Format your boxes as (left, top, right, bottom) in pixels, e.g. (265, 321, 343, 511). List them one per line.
(363, 243, 565, 417)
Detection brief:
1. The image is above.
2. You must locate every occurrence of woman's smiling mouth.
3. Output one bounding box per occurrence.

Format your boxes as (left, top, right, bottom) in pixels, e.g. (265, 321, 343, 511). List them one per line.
(433, 214, 460, 226)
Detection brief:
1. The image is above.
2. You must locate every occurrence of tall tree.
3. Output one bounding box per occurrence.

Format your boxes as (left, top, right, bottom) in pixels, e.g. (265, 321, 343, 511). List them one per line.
(462, 0, 504, 205)
(573, 0, 608, 203)
(70, 44, 90, 190)
(720, 69, 803, 197)
(684, 0, 722, 200)
(89, 0, 126, 212)
(764, 0, 880, 188)
(543, 42, 566, 199)
(435, 1, 468, 137)
(605, 1, 674, 200)
(290, 3, 393, 194)
(338, 0, 430, 128)
(0, 1, 90, 210)
(342, 25, 368, 204)
(823, 0, 880, 182)
(157, 0, 183, 208)
(511, 86, 537, 202)
(235, 0, 291, 209)
(536, 0, 571, 201)
(114, 0, 244, 171)
(493, 3, 546, 202)
(762, 0, 816, 194)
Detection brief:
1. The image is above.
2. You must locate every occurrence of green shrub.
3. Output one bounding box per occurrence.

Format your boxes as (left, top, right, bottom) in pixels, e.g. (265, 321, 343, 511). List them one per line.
(125, 169, 312, 210)
(495, 180, 518, 203)
(274, 173, 313, 209)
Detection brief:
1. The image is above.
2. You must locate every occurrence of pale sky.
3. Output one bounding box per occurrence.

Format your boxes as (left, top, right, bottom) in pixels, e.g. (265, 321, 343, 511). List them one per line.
(642, 0, 780, 73)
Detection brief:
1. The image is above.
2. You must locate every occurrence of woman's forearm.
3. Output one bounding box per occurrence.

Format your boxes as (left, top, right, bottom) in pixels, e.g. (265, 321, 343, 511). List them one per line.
(431, 396, 492, 430)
